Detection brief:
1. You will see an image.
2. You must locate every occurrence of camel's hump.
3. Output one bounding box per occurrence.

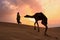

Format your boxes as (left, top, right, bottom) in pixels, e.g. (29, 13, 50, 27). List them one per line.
(33, 12, 47, 18)
(34, 12, 44, 16)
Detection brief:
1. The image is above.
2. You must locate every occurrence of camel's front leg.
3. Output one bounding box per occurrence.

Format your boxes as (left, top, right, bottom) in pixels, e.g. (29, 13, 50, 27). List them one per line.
(37, 22, 40, 32)
(34, 22, 36, 30)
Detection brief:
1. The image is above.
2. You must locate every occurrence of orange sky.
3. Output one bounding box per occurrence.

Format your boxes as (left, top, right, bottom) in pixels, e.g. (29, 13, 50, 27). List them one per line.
(0, 0, 60, 28)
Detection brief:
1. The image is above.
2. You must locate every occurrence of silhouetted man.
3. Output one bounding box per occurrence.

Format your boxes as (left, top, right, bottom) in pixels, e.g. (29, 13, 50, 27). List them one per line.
(16, 12, 21, 24)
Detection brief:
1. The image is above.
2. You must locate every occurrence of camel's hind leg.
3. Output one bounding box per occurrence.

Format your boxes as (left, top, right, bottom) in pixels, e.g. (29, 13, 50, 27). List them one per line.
(44, 25, 48, 35)
(42, 23, 48, 35)
(42, 20, 48, 35)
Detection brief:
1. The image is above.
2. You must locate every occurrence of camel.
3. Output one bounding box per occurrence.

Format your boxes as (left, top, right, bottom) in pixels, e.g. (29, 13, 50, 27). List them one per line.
(24, 12, 48, 35)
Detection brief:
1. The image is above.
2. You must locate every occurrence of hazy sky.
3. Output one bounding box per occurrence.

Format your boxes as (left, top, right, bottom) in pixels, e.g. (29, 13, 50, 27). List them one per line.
(0, 0, 60, 28)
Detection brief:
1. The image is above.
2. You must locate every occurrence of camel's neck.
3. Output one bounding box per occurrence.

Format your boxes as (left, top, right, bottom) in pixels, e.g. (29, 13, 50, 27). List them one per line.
(26, 15, 34, 18)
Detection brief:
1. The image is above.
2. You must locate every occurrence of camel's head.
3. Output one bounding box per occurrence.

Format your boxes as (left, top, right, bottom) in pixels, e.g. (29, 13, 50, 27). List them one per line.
(24, 15, 29, 17)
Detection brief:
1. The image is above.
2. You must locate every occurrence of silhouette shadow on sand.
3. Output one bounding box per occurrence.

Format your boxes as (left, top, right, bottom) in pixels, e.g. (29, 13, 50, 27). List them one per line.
(24, 12, 48, 35)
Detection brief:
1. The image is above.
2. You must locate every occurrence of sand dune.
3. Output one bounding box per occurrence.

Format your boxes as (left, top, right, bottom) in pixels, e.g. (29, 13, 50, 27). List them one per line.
(0, 22, 60, 40)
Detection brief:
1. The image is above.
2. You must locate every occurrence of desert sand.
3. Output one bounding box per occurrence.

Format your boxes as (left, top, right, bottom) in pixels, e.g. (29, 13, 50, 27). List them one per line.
(0, 22, 60, 40)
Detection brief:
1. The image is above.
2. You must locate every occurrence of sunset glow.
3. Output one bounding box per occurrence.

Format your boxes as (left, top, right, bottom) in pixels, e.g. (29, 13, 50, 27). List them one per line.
(0, 0, 60, 27)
